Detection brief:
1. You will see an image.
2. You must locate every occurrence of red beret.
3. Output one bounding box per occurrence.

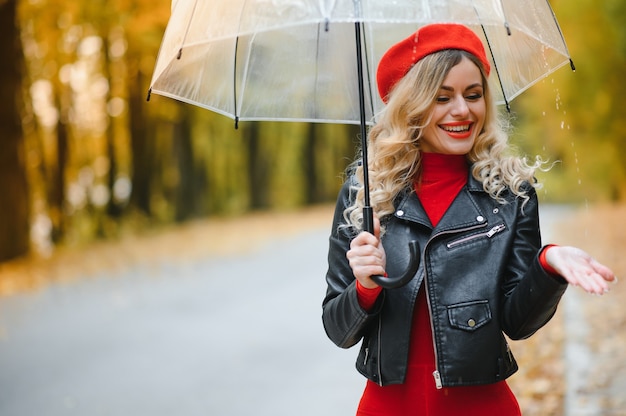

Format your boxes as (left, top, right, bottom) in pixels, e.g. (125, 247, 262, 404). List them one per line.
(376, 24, 491, 103)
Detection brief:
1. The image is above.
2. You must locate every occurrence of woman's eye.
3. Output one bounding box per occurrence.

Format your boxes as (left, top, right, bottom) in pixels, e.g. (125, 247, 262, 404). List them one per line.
(466, 92, 483, 101)
(436, 96, 450, 103)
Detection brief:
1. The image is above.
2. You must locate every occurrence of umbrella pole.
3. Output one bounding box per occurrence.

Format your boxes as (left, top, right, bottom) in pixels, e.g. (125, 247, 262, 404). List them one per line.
(353, 21, 420, 290)
(354, 21, 374, 235)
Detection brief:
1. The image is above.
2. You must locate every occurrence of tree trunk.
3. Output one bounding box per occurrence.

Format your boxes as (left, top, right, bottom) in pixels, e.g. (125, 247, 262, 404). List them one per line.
(48, 90, 69, 244)
(0, 0, 30, 261)
(173, 109, 196, 222)
(246, 122, 268, 209)
(129, 60, 152, 216)
(102, 30, 122, 219)
(305, 123, 319, 204)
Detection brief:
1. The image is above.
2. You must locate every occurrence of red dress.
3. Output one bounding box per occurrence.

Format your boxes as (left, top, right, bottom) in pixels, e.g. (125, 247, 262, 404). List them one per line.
(355, 153, 521, 416)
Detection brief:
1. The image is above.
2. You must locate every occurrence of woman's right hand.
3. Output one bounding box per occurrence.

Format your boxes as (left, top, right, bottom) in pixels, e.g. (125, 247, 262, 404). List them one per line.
(346, 215, 386, 289)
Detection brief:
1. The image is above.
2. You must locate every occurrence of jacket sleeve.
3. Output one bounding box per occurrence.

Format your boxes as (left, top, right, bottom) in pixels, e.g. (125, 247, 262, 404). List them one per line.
(321, 179, 383, 349)
(500, 188, 568, 340)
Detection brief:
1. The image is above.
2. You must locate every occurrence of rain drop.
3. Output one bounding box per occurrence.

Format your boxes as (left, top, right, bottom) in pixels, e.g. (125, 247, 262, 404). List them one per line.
(555, 89, 561, 110)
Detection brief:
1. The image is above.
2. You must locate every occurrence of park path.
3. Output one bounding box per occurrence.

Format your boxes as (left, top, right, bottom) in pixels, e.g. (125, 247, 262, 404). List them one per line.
(0, 205, 622, 415)
(0, 209, 362, 416)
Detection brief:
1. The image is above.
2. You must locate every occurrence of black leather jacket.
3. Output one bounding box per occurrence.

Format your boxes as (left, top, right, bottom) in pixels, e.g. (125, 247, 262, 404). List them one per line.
(322, 172, 568, 388)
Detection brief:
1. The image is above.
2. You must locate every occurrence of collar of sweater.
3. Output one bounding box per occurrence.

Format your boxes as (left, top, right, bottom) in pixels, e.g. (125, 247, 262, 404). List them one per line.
(419, 152, 469, 183)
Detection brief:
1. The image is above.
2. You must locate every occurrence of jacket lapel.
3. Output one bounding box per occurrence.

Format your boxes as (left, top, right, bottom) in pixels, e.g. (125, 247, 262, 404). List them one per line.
(434, 187, 487, 233)
(394, 173, 488, 233)
(394, 191, 433, 228)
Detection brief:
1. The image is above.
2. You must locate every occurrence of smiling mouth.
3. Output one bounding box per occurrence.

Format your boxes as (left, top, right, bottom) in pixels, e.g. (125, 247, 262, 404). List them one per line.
(439, 122, 473, 139)
(440, 123, 471, 133)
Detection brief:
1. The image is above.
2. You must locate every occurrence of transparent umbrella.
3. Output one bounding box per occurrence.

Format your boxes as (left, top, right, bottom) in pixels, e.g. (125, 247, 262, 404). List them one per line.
(148, 0, 574, 287)
(149, 0, 573, 123)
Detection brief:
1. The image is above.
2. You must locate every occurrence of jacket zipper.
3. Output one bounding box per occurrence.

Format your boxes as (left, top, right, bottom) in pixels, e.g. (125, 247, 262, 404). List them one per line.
(446, 224, 506, 249)
(424, 270, 443, 389)
(425, 222, 490, 389)
(433, 369, 443, 389)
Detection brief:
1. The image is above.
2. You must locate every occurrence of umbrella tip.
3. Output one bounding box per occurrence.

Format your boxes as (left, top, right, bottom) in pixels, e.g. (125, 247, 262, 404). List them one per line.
(504, 22, 511, 36)
(234, 117, 239, 130)
(570, 59, 576, 72)
(146, 88, 152, 102)
(177, 48, 182, 60)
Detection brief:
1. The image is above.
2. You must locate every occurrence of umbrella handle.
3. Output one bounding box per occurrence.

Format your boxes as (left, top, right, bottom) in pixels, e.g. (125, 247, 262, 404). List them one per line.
(369, 240, 420, 289)
(363, 207, 421, 289)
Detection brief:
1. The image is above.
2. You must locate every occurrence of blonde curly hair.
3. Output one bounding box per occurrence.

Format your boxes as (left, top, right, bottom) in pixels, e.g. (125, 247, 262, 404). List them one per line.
(344, 49, 545, 232)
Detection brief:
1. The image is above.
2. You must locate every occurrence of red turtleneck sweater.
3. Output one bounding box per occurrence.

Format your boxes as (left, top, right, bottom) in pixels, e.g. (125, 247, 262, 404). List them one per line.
(355, 153, 522, 416)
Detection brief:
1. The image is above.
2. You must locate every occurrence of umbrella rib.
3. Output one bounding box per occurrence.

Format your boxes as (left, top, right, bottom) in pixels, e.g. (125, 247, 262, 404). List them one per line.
(232, 0, 251, 129)
(479, 23, 511, 113)
(472, 0, 511, 112)
(498, 0, 512, 36)
(177, 0, 200, 60)
(544, 0, 576, 70)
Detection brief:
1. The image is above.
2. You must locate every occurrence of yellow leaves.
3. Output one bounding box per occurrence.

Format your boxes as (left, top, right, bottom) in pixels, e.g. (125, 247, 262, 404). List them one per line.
(508, 307, 566, 415)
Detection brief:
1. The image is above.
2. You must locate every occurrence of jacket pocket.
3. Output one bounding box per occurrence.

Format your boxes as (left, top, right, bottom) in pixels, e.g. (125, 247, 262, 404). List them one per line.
(447, 300, 492, 332)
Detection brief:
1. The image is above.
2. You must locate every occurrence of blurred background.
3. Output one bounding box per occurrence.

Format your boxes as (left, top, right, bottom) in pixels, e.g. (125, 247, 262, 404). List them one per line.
(1, 0, 624, 264)
(0, 1, 625, 415)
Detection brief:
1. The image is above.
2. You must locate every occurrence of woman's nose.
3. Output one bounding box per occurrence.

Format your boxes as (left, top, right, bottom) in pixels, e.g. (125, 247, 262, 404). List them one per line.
(450, 96, 470, 117)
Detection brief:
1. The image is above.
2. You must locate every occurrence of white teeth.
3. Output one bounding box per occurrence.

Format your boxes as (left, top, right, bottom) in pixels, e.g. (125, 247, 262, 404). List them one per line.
(441, 124, 470, 132)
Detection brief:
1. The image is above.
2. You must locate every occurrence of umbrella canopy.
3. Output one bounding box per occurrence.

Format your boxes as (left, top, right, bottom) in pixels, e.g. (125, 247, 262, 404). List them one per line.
(149, 0, 574, 125)
(148, 0, 574, 288)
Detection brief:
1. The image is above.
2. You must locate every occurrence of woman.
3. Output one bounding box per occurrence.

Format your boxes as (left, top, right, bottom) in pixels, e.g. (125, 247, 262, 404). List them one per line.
(322, 23, 615, 415)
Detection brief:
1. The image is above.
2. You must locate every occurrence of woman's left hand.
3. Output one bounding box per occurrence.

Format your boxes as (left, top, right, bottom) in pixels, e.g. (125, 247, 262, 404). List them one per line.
(545, 246, 617, 295)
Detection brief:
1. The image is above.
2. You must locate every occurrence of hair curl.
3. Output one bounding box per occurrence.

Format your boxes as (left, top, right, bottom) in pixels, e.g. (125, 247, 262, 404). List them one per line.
(344, 50, 547, 233)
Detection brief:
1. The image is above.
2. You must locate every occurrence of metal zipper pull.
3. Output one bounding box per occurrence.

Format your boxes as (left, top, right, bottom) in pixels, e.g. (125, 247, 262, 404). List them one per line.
(364, 347, 369, 365)
(433, 370, 443, 389)
(486, 224, 506, 238)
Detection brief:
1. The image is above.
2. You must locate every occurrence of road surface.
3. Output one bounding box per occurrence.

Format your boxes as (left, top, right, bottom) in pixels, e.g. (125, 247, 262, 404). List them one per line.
(0, 205, 613, 415)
